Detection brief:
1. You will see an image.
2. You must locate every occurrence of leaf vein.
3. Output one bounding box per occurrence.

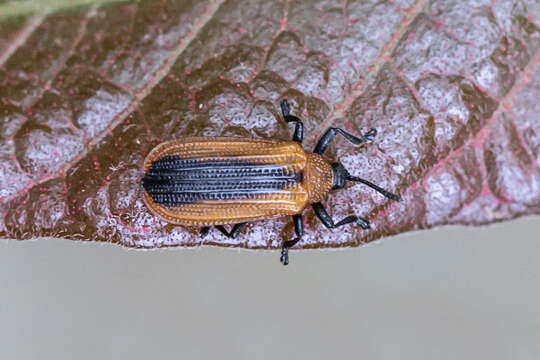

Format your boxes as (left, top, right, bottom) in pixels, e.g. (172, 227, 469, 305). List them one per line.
(0, 12, 48, 67)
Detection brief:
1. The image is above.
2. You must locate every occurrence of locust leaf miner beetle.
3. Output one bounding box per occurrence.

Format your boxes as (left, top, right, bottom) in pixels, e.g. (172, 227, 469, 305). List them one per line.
(142, 100, 401, 265)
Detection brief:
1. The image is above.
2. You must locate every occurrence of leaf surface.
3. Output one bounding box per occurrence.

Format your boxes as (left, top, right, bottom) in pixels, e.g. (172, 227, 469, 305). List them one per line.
(1, 0, 539, 250)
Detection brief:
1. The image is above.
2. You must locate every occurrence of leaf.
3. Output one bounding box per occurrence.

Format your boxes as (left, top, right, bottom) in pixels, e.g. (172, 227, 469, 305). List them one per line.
(1, 0, 539, 251)
(0, 0, 126, 21)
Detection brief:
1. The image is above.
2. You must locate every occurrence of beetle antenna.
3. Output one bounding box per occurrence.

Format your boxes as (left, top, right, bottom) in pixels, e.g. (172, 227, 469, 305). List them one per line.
(347, 175, 402, 202)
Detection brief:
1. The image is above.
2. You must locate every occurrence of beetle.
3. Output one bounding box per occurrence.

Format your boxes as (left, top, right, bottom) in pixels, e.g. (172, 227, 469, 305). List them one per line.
(142, 100, 401, 265)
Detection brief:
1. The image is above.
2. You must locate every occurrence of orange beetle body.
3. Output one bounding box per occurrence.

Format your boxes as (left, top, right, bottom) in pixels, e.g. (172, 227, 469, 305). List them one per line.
(142, 100, 401, 265)
(143, 137, 333, 227)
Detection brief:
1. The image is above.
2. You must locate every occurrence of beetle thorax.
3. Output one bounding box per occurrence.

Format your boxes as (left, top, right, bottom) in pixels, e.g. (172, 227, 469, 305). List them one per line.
(304, 153, 334, 204)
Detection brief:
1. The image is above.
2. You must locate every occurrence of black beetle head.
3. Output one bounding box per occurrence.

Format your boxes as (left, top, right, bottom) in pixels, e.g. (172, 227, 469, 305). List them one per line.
(331, 162, 349, 190)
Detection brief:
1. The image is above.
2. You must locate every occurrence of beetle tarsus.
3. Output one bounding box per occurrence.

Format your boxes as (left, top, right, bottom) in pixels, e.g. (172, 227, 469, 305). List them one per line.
(280, 99, 303, 143)
(364, 128, 377, 141)
(312, 202, 371, 230)
(281, 238, 300, 266)
(356, 217, 371, 229)
(314, 127, 376, 155)
(215, 223, 247, 238)
(281, 99, 291, 117)
(280, 246, 289, 265)
(279, 214, 304, 265)
(200, 227, 210, 237)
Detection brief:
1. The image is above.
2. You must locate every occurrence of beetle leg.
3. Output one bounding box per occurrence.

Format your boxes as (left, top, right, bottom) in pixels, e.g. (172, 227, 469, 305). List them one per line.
(280, 99, 303, 143)
(312, 202, 370, 230)
(200, 227, 210, 238)
(313, 127, 377, 155)
(215, 223, 247, 238)
(280, 214, 303, 265)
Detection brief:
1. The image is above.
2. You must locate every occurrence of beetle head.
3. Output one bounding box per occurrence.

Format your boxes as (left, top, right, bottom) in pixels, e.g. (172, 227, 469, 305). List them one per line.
(331, 162, 349, 190)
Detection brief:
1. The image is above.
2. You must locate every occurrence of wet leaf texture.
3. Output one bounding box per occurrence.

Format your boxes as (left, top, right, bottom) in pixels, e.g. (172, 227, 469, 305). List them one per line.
(1, 0, 539, 249)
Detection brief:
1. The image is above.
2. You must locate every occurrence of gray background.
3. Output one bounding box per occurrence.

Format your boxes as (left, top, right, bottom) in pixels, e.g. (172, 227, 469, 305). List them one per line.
(1, 217, 540, 360)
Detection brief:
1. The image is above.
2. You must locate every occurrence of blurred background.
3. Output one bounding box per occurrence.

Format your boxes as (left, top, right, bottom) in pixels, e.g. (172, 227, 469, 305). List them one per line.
(2, 217, 539, 360)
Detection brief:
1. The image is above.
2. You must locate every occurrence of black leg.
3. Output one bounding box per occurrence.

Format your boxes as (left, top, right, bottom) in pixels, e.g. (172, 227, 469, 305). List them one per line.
(280, 214, 303, 266)
(312, 202, 370, 230)
(281, 99, 303, 143)
(314, 127, 377, 155)
(200, 227, 210, 237)
(215, 223, 247, 238)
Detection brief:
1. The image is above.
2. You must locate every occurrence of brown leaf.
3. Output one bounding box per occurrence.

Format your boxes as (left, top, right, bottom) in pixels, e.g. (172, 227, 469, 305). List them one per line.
(1, 0, 539, 250)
